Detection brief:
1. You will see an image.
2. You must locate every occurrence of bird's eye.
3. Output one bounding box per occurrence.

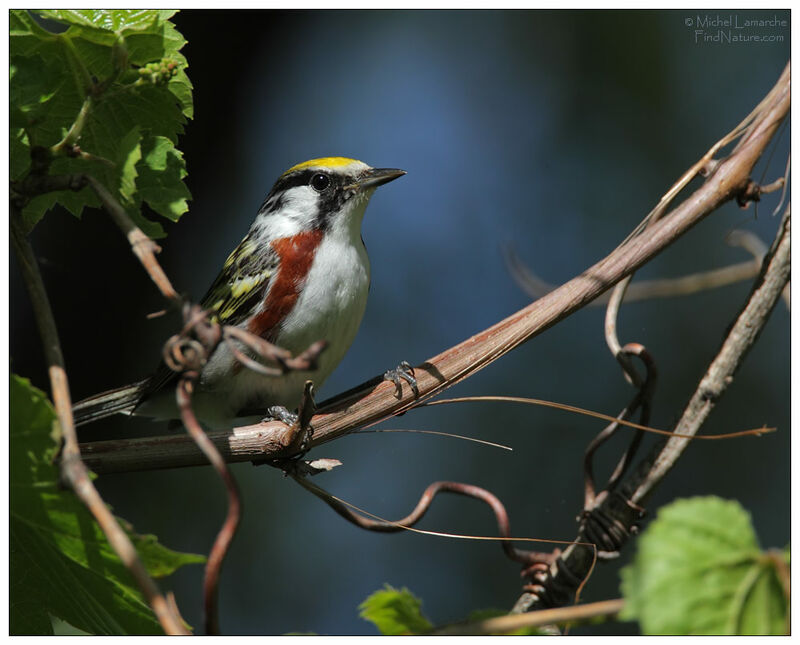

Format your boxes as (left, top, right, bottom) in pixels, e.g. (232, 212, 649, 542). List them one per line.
(310, 173, 331, 192)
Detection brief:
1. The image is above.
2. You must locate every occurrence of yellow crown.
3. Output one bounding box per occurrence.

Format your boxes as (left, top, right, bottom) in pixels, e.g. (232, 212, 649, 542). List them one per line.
(282, 157, 364, 176)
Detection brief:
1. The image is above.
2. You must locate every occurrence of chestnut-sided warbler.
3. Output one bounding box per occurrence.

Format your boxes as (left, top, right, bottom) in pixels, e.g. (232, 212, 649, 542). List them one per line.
(74, 157, 406, 429)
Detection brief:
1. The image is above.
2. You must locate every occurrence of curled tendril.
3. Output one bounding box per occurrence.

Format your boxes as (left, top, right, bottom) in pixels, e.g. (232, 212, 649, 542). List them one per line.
(163, 335, 207, 373)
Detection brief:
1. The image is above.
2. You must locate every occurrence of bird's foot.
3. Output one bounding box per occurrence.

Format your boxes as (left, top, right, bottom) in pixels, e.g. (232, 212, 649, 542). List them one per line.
(263, 405, 299, 426)
(263, 402, 316, 455)
(384, 360, 419, 398)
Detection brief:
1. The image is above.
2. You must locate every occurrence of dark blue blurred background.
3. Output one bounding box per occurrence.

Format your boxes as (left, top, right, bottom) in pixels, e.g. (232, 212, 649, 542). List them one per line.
(11, 9, 790, 635)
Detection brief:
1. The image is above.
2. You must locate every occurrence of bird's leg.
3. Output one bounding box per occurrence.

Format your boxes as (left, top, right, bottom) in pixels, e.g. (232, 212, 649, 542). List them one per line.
(254, 405, 311, 468)
(384, 360, 419, 398)
(263, 405, 299, 426)
(262, 381, 316, 454)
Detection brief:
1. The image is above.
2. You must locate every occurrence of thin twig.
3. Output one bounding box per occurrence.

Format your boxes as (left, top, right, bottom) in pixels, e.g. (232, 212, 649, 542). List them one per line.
(83, 175, 179, 301)
(596, 221, 658, 501)
(289, 476, 576, 569)
(50, 95, 93, 156)
(355, 428, 513, 451)
(515, 204, 791, 614)
(77, 382, 775, 475)
(223, 326, 327, 375)
(164, 303, 238, 635)
(623, 60, 789, 247)
(434, 597, 625, 635)
(770, 154, 790, 218)
(10, 210, 189, 635)
(633, 205, 791, 503)
(11, 168, 180, 301)
(583, 344, 655, 511)
(160, 305, 320, 635)
(604, 275, 640, 385)
(289, 473, 599, 614)
(505, 242, 766, 306)
(176, 376, 241, 636)
(510, 64, 790, 612)
(421, 396, 770, 440)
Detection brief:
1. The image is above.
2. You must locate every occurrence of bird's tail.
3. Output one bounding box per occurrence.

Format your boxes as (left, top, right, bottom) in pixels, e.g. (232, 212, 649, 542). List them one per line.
(73, 380, 148, 427)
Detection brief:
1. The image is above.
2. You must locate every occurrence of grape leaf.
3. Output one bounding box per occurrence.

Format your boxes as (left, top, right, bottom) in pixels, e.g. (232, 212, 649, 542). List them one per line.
(620, 496, 789, 635)
(9, 374, 204, 635)
(136, 136, 190, 221)
(37, 9, 162, 34)
(9, 9, 192, 232)
(359, 585, 433, 635)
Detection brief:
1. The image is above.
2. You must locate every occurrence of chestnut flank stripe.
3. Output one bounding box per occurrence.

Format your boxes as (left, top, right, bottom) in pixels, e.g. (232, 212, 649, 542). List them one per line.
(248, 230, 324, 342)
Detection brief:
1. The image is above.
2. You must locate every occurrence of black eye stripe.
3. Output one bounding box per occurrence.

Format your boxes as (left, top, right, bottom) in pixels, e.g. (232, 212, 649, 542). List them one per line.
(268, 169, 342, 195)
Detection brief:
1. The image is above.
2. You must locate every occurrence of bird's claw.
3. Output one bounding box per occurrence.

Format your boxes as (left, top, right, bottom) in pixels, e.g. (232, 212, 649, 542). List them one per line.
(263, 405, 315, 454)
(263, 405, 299, 426)
(384, 360, 419, 398)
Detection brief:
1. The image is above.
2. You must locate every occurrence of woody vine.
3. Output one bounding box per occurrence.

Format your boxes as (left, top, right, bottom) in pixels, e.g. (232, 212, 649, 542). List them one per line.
(10, 10, 790, 636)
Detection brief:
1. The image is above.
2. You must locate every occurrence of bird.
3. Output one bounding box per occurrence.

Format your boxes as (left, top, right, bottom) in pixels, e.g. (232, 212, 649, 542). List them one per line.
(73, 157, 407, 430)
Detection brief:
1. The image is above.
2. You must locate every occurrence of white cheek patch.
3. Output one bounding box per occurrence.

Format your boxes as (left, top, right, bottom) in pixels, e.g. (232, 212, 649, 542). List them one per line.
(252, 187, 320, 239)
(281, 187, 320, 228)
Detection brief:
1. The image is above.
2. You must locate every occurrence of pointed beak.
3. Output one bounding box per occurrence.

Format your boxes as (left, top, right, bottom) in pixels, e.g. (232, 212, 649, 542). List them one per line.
(352, 167, 406, 191)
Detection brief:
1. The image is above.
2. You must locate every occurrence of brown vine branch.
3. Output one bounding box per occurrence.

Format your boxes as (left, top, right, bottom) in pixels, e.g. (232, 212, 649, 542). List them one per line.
(266, 63, 793, 444)
(505, 245, 762, 305)
(13, 68, 324, 635)
(223, 326, 326, 377)
(587, 218, 660, 510)
(289, 472, 600, 619)
(10, 209, 189, 635)
(165, 302, 239, 636)
(288, 475, 591, 580)
(177, 375, 239, 636)
(508, 61, 790, 612)
(10, 170, 88, 205)
(11, 169, 179, 301)
(78, 63, 789, 477)
(514, 203, 791, 613)
(633, 204, 791, 502)
(583, 344, 655, 512)
(506, 220, 789, 309)
(160, 305, 326, 634)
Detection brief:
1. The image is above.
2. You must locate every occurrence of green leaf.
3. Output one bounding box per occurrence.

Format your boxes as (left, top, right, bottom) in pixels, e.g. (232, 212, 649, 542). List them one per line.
(10, 55, 64, 128)
(118, 126, 142, 206)
(10, 374, 204, 635)
(10, 9, 192, 231)
(731, 550, 790, 635)
(359, 585, 433, 635)
(167, 67, 194, 120)
(620, 497, 789, 635)
(10, 127, 32, 182)
(9, 10, 58, 57)
(136, 136, 191, 221)
(37, 9, 162, 34)
(51, 616, 92, 635)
